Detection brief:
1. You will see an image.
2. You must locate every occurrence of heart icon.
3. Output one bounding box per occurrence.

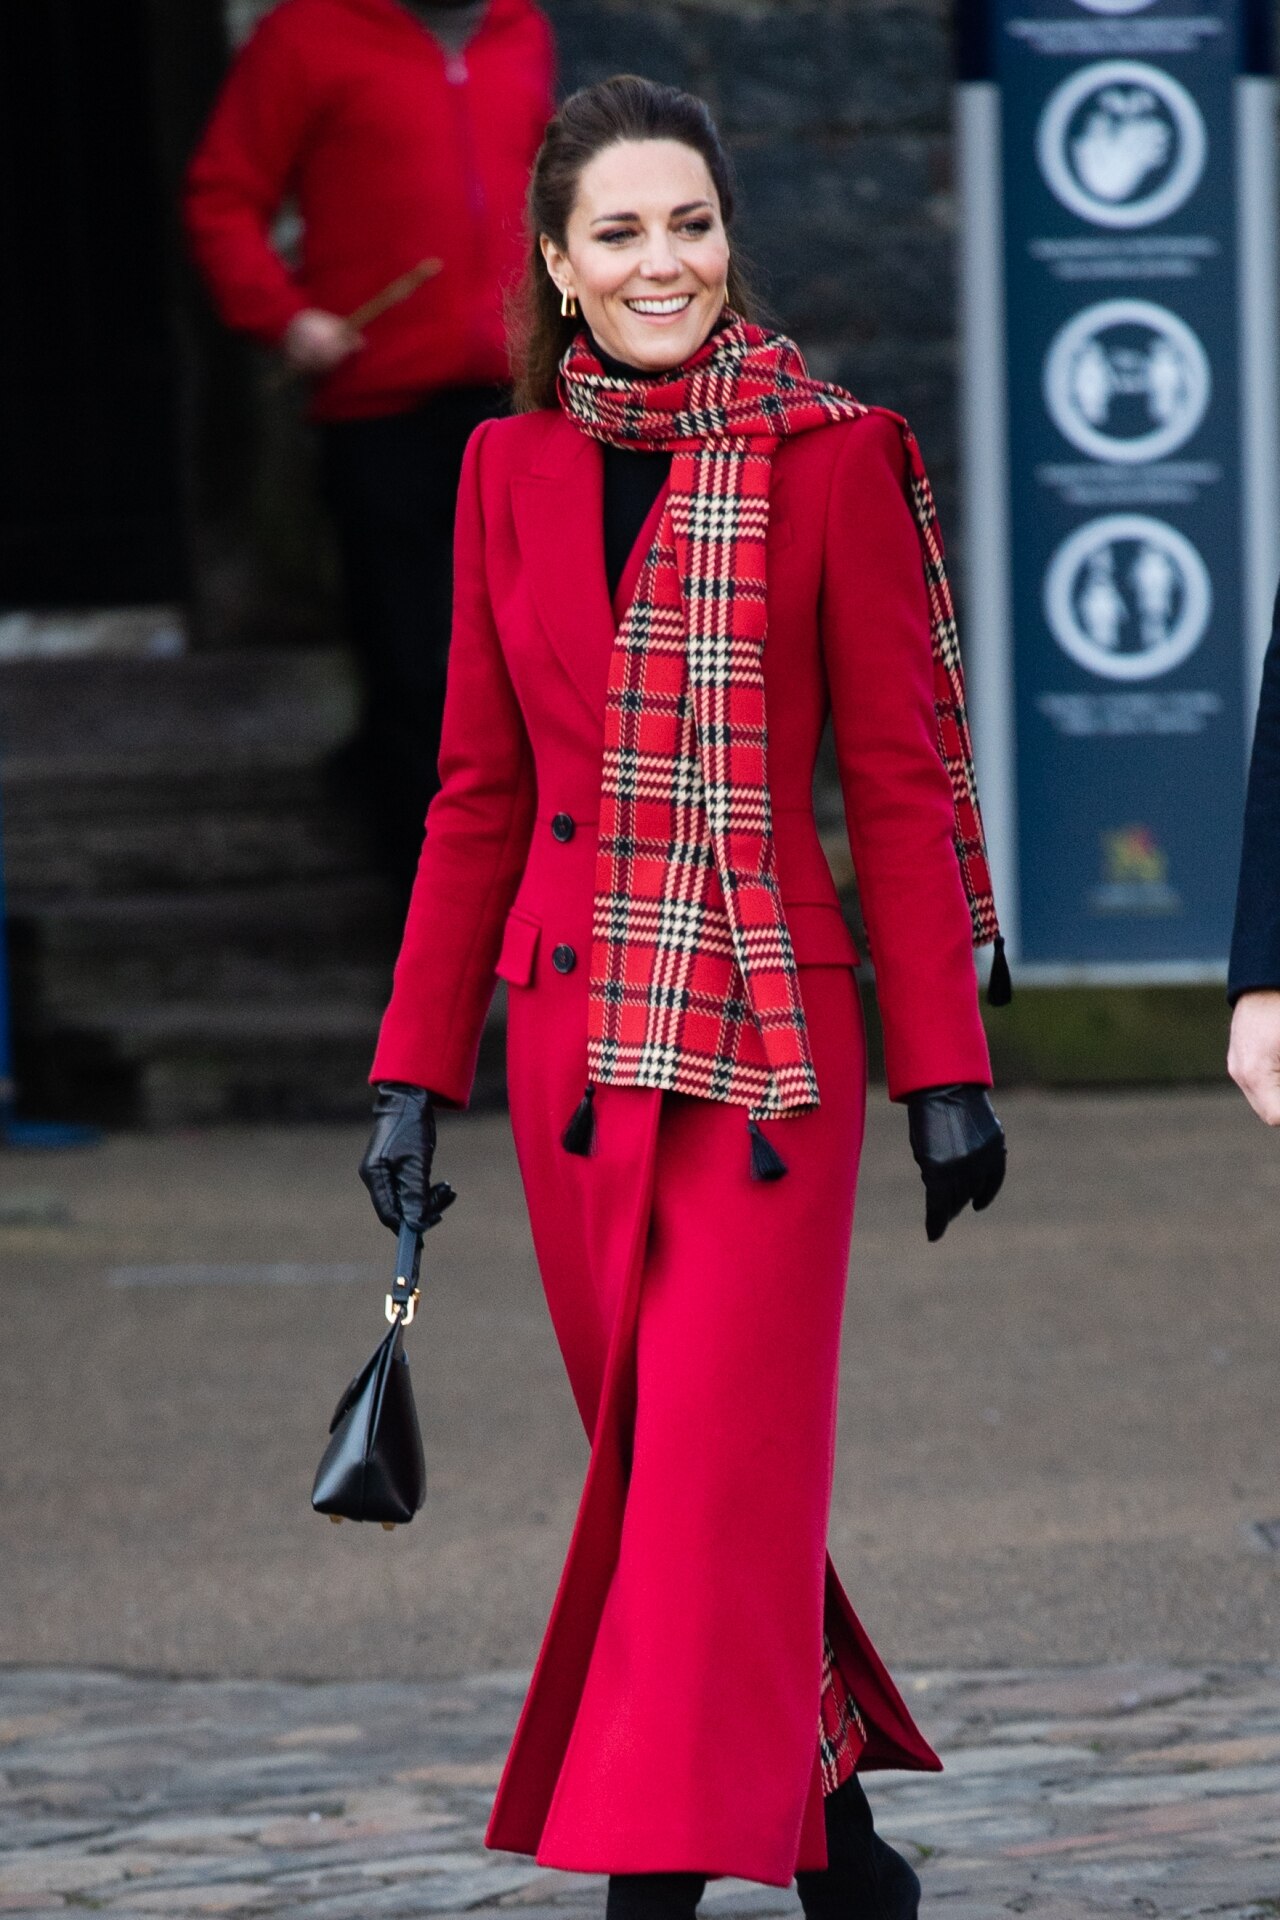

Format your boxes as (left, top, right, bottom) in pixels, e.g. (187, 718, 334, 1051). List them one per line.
(1070, 87, 1172, 203)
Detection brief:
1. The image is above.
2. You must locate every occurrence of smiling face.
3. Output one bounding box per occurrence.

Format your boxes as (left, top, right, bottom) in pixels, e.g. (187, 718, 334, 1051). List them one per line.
(541, 138, 731, 372)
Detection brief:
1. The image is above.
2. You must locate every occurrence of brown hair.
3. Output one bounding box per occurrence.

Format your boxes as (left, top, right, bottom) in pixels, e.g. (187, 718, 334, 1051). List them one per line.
(510, 74, 754, 413)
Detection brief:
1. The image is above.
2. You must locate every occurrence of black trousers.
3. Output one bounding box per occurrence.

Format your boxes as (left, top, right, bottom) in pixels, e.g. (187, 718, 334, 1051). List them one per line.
(319, 384, 508, 894)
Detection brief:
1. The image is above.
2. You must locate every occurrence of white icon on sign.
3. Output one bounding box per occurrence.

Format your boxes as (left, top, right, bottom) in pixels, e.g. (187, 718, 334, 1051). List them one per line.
(1043, 300, 1211, 462)
(1037, 61, 1207, 228)
(1044, 515, 1211, 680)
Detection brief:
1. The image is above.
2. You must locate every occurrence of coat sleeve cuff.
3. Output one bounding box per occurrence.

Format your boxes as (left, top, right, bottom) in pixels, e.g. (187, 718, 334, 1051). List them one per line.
(369, 1005, 494, 1112)
(881, 1019, 993, 1103)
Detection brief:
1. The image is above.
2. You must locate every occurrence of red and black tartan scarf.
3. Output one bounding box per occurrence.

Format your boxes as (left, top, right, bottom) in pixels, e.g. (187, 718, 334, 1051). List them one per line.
(558, 315, 999, 1122)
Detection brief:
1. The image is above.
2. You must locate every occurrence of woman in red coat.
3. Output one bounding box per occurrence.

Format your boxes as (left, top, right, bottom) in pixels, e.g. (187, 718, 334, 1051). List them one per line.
(361, 76, 1007, 1920)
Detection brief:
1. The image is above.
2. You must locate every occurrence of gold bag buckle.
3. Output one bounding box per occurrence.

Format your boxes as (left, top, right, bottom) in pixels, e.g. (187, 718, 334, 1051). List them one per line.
(386, 1283, 421, 1326)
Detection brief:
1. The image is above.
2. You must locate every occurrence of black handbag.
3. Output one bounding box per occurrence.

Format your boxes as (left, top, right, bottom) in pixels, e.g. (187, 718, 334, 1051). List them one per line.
(312, 1199, 452, 1529)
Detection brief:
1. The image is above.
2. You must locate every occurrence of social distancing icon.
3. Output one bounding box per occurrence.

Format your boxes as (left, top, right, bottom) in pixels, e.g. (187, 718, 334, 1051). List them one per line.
(1044, 514, 1212, 681)
(1043, 299, 1211, 462)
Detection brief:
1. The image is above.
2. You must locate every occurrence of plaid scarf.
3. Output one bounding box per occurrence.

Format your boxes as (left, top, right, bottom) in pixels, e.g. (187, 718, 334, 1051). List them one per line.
(558, 316, 998, 1122)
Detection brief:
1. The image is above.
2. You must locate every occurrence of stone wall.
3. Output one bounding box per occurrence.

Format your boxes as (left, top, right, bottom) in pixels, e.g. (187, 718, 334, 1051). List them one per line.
(550, 2, 959, 516)
(206, 0, 959, 909)
(223, 0, 961, 522)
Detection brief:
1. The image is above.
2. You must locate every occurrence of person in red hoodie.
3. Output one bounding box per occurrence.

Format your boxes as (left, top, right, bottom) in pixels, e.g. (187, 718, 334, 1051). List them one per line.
(186, 0, 556, 888)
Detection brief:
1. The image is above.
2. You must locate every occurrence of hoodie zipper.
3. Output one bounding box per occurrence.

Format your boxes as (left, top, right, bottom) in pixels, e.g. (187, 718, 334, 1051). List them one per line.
(403, 4, 493, 372)
(444, 46, 490, 374)
(445, 51, 486, 224)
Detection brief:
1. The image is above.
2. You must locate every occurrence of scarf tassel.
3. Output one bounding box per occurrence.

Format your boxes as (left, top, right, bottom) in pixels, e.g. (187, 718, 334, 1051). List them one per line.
(986, 934, 1013, 1008)
(747, 1118, 788, 1182)
(561, 1082, 597, 1156)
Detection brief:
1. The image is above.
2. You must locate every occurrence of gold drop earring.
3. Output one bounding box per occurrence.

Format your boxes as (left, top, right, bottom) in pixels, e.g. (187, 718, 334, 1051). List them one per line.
(560, 287, 578, 319)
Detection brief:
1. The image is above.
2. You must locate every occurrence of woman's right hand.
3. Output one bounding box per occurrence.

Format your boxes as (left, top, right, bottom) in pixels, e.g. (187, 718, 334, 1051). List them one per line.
(281, 307, 364, 376)
(359, 1083, 439, 1233)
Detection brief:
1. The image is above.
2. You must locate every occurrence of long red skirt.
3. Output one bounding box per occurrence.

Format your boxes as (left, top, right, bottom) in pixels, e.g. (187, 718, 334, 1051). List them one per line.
(485, 950, 940, 1886)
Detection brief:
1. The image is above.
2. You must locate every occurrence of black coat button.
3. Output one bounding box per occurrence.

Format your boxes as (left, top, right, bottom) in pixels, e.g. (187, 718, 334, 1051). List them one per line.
(551, 812, 575, 843)
(552, 943, 577, 974)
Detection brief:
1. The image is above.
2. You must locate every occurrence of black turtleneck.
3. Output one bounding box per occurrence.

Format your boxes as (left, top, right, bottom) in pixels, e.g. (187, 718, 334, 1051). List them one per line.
(592, 337, 672, 600)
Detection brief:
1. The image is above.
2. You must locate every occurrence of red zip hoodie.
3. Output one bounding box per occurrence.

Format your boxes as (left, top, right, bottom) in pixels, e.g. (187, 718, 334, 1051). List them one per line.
(185, 0, 555, 419)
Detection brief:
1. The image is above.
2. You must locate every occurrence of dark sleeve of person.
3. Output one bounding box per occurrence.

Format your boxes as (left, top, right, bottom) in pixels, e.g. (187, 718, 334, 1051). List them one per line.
(1229, 589, 1280, 1002)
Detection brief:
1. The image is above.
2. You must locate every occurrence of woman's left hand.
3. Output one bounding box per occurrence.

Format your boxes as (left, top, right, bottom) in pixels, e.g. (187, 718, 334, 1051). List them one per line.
(906, 1084, 1006, 1243)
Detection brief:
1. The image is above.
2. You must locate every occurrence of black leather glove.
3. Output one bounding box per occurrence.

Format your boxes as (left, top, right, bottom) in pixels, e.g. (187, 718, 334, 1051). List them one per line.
(906, 1083, 1006, 1244)
(359, 1083, 453, 1234)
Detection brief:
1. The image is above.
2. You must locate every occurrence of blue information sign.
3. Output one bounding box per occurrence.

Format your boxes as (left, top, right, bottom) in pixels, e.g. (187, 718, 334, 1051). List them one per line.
(958, 0, 1279, 978)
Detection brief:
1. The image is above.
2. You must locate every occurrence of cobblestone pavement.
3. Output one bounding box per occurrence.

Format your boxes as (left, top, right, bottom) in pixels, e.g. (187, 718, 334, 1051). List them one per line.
(1, 1662, 1276, 1919)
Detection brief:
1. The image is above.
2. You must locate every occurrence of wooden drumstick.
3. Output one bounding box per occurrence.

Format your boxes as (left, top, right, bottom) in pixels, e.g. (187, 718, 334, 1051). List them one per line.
(343, 256, 442, 331)
(271, 257, 443, 385)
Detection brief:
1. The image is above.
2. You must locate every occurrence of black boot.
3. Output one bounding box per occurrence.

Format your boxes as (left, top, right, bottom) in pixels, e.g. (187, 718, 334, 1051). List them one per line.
(795, 1775, 920, 1920)
(606, 1873, 707, 1920)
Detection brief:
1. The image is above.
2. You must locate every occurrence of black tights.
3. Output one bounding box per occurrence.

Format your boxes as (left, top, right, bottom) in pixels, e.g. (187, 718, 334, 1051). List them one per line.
(605, 1873, 707, 1920)
(603, 1777, 920, 1920)
(796, 1776, 920, 1918)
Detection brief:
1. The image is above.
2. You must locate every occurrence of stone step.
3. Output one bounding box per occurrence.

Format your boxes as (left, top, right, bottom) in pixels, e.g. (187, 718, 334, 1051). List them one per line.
(0, 647, 357, 772)
(14, 995, 506, 1129)
(16, 998, 383, 1128)
(0, 645, 510, 1126)
(0, 648, 367, 898)
(3, 762, 369, 898)
(9, 878, 402, 1016)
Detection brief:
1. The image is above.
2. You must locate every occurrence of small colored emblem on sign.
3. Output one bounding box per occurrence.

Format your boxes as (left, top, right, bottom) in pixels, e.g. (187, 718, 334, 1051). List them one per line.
(1037, 61, 1208, 228)
(1043, 299, 1211, 463)
(1094, 824, 1180, 915)
(1103, 824, 1167, 886)
(1044, 514, 1212, 681)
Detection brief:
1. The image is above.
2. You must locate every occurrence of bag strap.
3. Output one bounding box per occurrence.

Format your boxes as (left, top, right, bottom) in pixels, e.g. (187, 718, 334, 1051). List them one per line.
(386, 1222, 422, 1325)
(384, 1182, 457, 1326)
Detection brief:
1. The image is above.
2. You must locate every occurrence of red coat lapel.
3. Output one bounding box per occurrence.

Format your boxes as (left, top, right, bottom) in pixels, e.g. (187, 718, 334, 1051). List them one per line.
(512, 420, 616, 723)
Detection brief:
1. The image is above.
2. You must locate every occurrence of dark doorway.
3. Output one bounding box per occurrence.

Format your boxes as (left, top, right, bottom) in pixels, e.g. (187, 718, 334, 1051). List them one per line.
(0, 0, 190, 610)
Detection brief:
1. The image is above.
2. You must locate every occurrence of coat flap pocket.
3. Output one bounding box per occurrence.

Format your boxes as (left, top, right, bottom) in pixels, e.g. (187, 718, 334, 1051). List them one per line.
(495, 911, 540, 986)
(786, 901, 861, 968)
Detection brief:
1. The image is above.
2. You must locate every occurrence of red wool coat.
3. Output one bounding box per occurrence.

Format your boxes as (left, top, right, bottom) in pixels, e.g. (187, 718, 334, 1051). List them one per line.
(372, 406, 992, 1884)
(184, 0, 554, 419)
